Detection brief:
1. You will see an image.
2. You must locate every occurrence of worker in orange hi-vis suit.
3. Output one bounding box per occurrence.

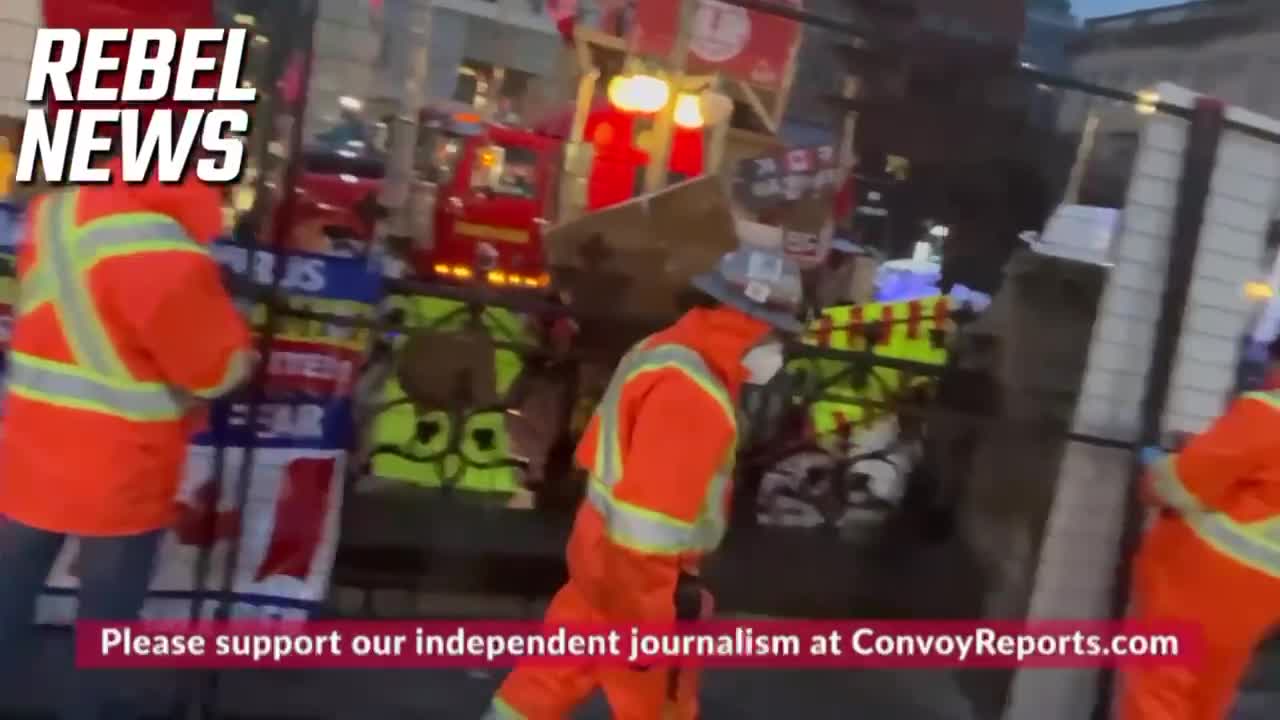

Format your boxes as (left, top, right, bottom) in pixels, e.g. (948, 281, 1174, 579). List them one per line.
(1119, 335, 1280, 720)
(483, 249, 806, 720)
(0, 156, 253, 719)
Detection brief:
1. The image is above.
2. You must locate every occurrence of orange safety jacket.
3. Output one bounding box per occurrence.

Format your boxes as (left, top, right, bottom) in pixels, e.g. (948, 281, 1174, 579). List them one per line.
(564, 307, 770, 622)
(1145, 390, 1280, 580)
(0, 178, 252, 536)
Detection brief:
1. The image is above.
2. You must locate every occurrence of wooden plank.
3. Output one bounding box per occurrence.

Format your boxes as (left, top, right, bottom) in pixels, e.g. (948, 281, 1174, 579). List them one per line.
(735, 80, 779, 135)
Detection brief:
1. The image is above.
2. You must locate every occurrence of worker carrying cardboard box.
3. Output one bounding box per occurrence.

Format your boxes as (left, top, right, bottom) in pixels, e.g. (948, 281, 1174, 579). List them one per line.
(483, 248, 804, 720)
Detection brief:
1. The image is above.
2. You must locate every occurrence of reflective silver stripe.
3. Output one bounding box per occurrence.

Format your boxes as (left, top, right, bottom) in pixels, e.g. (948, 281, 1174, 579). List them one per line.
(589, 340, 738, 554)
(7, 352, 187, 421)
(1157, 392, 1280, 577)
(76, 216, 198, 259)
(1185, 512, 1280, 578)
(595, 342, 736, 485)
(586, 480, 697, 554)
(1149, 455, 1202, 513)
(41, 193, 122, 376)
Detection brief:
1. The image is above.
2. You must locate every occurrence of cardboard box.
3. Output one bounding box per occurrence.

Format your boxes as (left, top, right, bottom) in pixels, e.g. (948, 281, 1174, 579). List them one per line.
(545, 175, 739, 322)
(396, 330, 500, 409)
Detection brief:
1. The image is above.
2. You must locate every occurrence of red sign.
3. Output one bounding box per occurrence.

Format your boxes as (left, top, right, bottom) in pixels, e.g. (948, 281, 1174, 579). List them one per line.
(629, 0, 803, 90)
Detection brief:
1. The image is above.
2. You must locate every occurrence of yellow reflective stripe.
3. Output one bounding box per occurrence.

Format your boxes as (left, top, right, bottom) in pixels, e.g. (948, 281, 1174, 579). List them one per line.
(589, 341, 737, 554)
(1183, 513, 1280, 578)
(1241, 390, 1280, 413)
(75, 213, 200, 261)
(6, 351, 188, 421)
(190, 348, 252, 399)
(1148, 455, 1203, 513)
(1152, 391, 1280, 512)
(595, 343, 735, 484)
(587, 478, 698, 555)
(44, 192, 127, 377)
(17, 200, 57, 314)
(481, 698, 526, 720)
(1157, 389, 1280, 577)
(15, 192, 201, 420)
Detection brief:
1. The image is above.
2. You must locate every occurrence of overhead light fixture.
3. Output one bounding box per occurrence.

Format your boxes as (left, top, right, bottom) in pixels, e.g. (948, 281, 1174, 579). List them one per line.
(607, 74, 669, 114)
(233, 13, 256, 26)
(1245, 281, 1273, 300)
(1135, 89, 1160, 115)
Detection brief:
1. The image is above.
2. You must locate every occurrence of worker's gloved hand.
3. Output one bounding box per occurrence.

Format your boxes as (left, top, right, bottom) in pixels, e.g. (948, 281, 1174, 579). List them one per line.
(1139, 446, 1165, 467)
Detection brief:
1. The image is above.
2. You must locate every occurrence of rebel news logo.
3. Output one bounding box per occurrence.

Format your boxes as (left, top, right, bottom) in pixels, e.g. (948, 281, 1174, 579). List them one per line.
(16, 28, 255, 184)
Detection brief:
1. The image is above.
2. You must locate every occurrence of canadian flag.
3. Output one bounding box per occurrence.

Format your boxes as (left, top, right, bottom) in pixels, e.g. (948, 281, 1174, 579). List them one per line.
(171, 457, 336, 583)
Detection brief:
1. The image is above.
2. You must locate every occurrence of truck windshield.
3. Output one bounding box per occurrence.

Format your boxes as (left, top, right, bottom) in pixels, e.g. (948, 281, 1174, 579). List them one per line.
(491, 145, 539, 199)
(420, 133, 466, 185)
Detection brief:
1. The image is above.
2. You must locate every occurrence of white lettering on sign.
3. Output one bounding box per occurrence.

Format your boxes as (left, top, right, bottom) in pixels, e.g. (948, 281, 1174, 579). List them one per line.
(213, 247, 328, 294)
(266, 352, 355, 392)
(17, 28, 254, 184)
(691, 1, 751, 63)
(228, 403, 326, 440)
(786, 149, 811, 173)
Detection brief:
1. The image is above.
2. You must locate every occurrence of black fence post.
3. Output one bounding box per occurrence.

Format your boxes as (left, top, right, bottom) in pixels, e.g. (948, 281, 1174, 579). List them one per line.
(1092, 96, 1226, 720)
(188, 2, 321, 719)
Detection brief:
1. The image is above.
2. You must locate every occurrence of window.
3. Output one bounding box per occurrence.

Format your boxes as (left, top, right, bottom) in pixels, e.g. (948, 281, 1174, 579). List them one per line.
(417, 130, 466, 185)
(491, 145, 539, 199)
(453, 61, 495, 107)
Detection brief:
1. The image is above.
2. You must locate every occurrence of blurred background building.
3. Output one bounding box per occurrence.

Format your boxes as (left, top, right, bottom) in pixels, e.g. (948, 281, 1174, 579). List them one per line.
(0, 0, 39, 131)
(1059, 1, 1280, 209)
(1062, 0, 1280, 130)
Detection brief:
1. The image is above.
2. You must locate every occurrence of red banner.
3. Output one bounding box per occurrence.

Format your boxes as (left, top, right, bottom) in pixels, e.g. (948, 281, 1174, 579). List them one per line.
(629, 0, 803, 90)
(77, 620, 1203, 669)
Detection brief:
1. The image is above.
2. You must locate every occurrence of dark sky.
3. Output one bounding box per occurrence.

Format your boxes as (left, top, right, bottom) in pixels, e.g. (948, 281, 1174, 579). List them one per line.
(1073, 0, 1178, 18)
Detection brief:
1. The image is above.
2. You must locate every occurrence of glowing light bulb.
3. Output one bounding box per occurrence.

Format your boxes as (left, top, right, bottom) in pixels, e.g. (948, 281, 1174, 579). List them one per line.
(673, 93, 704, 129)
(608, 74, 669, 114)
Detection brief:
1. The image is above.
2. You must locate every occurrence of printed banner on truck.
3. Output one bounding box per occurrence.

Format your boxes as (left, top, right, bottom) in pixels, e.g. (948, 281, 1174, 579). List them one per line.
(26, 241, 384, 624)
(733, 144, 839, 212)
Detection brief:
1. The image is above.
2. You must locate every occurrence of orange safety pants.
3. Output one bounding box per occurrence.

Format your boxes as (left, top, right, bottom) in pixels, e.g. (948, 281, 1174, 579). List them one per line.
(484, 581, 699, 720)
(1118, 517, 1280, 720)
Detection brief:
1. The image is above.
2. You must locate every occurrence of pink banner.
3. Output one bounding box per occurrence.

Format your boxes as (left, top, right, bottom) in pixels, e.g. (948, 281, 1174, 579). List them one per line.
(77, 620, 1204, 669)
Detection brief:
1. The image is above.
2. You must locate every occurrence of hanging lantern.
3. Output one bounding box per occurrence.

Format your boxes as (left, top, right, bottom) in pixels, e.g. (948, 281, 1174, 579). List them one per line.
(673, 93, 704, 129)
(607, 74, 670, 114)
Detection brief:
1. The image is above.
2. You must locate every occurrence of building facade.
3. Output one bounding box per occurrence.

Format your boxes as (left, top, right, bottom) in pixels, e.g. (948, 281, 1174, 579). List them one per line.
(1062, 1, 1280, 132)
(306, 0, 562, 138)
(0, 0, 39, 128)
(1059, 0, 1280, 211)
(1021, 6, 1078, 130)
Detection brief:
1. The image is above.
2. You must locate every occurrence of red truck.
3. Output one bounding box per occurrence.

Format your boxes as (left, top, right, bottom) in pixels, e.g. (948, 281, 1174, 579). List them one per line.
(289, 103, 703, 290)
